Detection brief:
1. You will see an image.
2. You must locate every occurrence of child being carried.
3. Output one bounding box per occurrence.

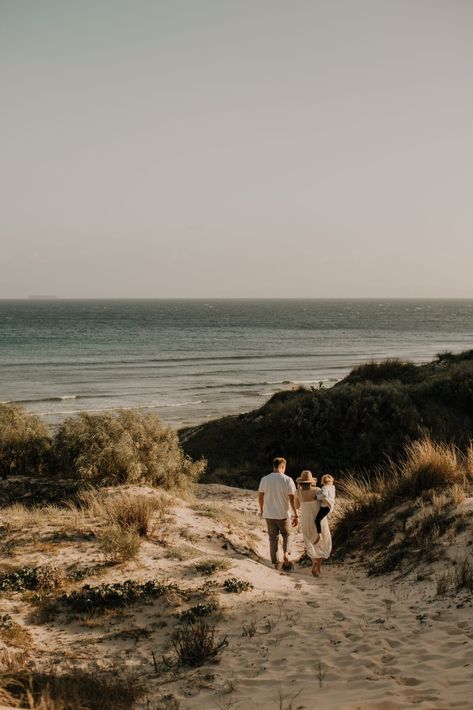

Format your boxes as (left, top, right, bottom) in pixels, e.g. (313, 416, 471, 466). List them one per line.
(314, 474, 335, 543)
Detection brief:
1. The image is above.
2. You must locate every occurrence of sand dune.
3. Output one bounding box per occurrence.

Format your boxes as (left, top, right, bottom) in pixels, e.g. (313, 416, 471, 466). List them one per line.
(1, 484, 472, 709)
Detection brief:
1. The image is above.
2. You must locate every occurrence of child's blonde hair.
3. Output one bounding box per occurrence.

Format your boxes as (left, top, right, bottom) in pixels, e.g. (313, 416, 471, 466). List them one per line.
(321, 474, 334, 485)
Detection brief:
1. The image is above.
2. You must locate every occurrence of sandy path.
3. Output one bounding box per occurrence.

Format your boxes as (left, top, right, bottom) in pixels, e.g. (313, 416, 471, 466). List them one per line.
(170, 557, 473, 709)
(156, 486, 473, 709)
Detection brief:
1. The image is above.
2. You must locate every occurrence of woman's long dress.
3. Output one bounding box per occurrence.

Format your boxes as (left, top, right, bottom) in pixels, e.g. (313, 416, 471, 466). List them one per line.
(298, 493, 332, 561)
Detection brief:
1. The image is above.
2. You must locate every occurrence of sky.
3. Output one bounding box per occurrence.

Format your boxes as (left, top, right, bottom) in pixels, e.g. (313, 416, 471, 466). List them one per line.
(1, 0, 473, 298)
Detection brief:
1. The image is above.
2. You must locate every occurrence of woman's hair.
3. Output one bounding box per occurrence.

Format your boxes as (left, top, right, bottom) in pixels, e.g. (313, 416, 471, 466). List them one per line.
(321, 474, 334, 485)
(298, 481, 316, 490)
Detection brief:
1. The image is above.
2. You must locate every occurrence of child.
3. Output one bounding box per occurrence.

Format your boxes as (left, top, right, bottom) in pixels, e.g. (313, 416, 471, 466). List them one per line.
(314, 474, 335, 543)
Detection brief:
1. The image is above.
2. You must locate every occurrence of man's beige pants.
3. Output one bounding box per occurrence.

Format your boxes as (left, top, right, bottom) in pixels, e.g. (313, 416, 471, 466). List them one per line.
(265, 518, 292, 564)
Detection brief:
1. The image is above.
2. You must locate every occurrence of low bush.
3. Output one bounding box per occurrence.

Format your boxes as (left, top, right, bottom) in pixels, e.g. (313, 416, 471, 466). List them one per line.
(346, 358, 420, 385)
(0, 565, 65, 594)
(178, 602, 218, 624)
(60, 579, 180, 613)
(0, 403, 51, 479)
(172, 621, 228, 667)
(223, 577, 253, 593)
(53, 409, 205, 490)
(194, 558, 231, 576)
(181, 350, 473, 484)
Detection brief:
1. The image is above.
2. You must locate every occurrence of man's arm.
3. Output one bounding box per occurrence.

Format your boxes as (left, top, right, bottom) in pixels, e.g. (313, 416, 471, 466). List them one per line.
(258, 491, 264, 516)
(288, 493, 297, 516)
(289, 494, 299, 527)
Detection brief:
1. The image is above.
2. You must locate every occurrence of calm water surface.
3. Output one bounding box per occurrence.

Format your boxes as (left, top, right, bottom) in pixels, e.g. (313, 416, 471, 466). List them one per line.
(1, 299, 472, 427)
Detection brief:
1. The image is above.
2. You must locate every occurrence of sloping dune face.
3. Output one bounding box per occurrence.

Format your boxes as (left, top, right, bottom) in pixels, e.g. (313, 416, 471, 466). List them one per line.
(1, 481, 473, 709)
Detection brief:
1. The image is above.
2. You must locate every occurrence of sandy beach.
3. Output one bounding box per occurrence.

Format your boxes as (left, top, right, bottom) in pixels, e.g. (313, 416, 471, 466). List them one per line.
(1, 483, 472, 709)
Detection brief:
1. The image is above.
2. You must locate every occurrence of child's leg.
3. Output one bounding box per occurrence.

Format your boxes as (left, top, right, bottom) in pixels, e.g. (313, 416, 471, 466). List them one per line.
(314, 506, 330, 534)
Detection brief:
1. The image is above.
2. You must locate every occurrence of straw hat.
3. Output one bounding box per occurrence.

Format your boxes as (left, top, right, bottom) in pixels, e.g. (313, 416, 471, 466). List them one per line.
(296, 470, 316, 484)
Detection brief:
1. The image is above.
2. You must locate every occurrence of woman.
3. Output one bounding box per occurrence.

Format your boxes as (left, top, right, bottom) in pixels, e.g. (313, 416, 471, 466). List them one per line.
(294, 470, 332, 577)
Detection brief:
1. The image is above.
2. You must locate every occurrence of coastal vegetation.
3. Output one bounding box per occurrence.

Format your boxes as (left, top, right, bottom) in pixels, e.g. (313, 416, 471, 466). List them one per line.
(53, 410, 205, 490)
(0, 404, 50, 479)
(181, 350, 473, 487)
(0, 407, 204, 492)
(332, 436, 473, 577)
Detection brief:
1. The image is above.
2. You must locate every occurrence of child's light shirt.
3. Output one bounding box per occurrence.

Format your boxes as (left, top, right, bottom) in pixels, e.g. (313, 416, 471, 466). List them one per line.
(317, 484, 336, 509)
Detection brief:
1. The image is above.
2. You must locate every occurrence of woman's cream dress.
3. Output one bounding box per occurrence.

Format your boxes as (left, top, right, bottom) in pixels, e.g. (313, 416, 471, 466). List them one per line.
(296, 486, 332, 561)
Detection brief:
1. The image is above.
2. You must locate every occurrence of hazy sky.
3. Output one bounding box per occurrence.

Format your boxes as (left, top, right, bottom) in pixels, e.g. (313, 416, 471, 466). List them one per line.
(2, 1, 473, 298)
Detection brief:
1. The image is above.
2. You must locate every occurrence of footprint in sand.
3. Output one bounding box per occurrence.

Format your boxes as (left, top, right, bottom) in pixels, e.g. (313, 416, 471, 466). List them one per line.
(333, 610, 346, 621)
(399, 676, 422, 686)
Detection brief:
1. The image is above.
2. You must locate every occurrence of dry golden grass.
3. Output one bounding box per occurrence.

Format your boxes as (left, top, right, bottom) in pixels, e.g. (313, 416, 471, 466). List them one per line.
(0, 620, 32, 651)
(399, 439, 465, 496)
(103, 493, 172, 537)
(464, 443, 473, 481)
(97, 525, 141, 563)
(78, 489, 174, 529)
(0, 647, 30, 674)
(334, 437, 472, 556)
(437, 557, 473, 595)
(3, 502, 87, 534)
(0, 669, 144, 710)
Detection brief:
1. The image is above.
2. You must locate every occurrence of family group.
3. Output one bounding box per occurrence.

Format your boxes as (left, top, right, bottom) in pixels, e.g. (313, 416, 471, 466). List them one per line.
(258, 457, 335, 577)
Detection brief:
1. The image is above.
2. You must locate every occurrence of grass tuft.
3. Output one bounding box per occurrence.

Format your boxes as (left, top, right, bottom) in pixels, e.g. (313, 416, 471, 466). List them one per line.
(172, 621, 228, 667)
(98, 524, 141, 563)
(0, 668, 143, 710)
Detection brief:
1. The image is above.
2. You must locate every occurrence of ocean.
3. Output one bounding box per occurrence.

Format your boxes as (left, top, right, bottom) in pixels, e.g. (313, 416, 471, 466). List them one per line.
(1, 299, 472, 428)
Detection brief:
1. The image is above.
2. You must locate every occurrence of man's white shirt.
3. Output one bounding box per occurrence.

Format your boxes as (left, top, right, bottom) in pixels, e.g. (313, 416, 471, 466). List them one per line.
(258, 471, 296, 519)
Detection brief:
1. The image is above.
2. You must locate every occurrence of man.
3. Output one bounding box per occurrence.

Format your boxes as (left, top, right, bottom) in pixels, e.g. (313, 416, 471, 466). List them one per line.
(258, 457, 298, 570)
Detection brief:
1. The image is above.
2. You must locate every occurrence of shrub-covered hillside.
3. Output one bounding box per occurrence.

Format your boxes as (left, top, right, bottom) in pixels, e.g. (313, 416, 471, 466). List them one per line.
(180, 351, 473, 487)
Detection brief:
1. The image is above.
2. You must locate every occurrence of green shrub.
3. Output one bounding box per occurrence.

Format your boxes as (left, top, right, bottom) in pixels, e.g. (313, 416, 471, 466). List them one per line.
(181, 350, 473, 484)
(346, 358, 419, 384)
(0, 403, 51, 479)
(53, 409, 205, 490)
(223, 577, 253, 593)
(0, 565, 64, 593)
(178, 602, 218, 624)
(194, 558, 231, 576)
(61, 579, 180, 613)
